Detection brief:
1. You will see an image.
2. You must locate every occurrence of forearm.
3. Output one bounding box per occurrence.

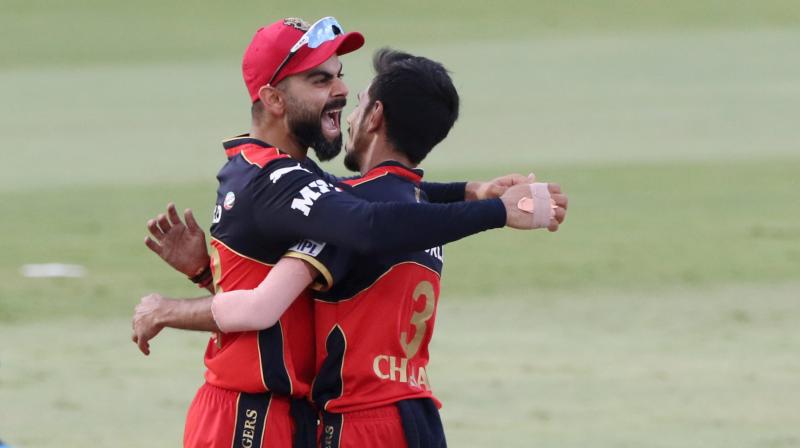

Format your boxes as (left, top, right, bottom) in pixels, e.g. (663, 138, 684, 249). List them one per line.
(158, 296, 219, 332)
(211, 257, 316, 333)
(357, 199, 506, 252)
(292, 197, 507, 254)
(422, 180, 510, 202)
(420, 181, 467, 203)
(255, 167, 509, 256)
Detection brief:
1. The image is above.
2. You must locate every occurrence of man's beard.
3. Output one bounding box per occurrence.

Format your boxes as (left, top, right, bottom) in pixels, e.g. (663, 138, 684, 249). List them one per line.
(343, 149, 360, 172)
(342, 115, 371, 173)
(286, 97, 345, 162)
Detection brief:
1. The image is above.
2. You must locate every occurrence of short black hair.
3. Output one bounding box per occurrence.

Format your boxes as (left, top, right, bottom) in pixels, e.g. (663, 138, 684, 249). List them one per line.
(366, 48, 460, 165)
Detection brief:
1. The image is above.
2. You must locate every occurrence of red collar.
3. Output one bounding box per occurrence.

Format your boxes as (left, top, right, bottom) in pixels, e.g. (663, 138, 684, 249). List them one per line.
(221, 134, 289, 168)
(343, 161, 423, 187)
(222, 134, 277, 159)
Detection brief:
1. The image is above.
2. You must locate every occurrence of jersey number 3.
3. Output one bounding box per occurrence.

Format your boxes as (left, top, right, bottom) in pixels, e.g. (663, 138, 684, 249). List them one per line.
(400, 281, 436, 359)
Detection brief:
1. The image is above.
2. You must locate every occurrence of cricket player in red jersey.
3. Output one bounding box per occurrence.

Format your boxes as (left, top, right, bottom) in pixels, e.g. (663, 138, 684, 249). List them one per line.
(133, 17, 562, 448)
(135, 47, 567, 447)
(282, 49, 566, 448)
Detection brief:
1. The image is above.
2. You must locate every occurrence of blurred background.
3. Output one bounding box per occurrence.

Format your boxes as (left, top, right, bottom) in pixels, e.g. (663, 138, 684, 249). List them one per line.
(1, 1, 799, 446)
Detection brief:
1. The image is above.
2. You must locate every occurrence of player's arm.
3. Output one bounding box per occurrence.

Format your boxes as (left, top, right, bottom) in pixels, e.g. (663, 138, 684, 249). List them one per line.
(143, 170, 566, 275)
(210, 257, 319, 332)
(132, 293, 216, 355)
(421, 172, 536, 203)
(464, 173, 537, 201)
(253, 163, 566, 255)
(132, 257, 320, 355)
(311, 164, 532, 203)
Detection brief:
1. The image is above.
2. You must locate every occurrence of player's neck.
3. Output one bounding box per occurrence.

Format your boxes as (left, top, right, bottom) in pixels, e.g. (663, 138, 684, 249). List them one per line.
(250, 123, 308, 160)
(360, 138, 414, 174)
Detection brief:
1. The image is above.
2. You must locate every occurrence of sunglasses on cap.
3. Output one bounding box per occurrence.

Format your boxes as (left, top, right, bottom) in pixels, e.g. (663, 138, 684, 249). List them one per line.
(268, 16, 345, 86)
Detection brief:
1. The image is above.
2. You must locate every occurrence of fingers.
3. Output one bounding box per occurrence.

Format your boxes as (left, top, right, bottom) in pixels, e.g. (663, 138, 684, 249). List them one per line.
(552, 193, 568, 210)
(494, 173, 531, 188)
(546, 183, 565, 231)
(184, 208, 201, 232)
(147, 219, 165, 240)
(133, 296, 157, 355)
(487, 184, 505, 198)
(483, 174, 534, 201)
(147, 203, 183, 241)
(547, 207, 566, 232)
(156, 213, 171, 235)
(167, 203, 182, 226)
(553, 206, 566, 224)
(503, 173, 531, 186)
(138, 337, 150, 356)
(131, 329, 149, 355)
(144, 236, 163, 256)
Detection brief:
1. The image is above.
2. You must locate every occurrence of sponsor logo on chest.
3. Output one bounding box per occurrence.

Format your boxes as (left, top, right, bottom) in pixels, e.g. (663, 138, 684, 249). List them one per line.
(291, 179, 337, 216)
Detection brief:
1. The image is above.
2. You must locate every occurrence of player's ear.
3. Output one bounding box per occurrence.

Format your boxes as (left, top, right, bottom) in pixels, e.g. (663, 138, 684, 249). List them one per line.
(258, 85, 285, 115)
(365, 100, 383, 133)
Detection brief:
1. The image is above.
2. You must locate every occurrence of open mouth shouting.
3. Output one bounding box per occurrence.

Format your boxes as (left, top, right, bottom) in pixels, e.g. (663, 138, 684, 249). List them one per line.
(322, 108, 342, 139)
(321, 99, 346, 140)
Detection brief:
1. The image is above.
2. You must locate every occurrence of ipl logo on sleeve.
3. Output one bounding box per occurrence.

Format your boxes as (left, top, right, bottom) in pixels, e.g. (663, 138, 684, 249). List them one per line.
(289, 239, 326, 257)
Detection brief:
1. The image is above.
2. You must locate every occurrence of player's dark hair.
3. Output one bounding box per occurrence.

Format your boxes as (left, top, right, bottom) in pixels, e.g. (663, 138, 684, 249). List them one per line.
(367, 48, 459, 165)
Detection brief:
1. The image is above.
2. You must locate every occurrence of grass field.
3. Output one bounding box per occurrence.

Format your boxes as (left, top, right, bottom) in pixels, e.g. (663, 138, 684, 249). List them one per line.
(1, 1, 799, 447)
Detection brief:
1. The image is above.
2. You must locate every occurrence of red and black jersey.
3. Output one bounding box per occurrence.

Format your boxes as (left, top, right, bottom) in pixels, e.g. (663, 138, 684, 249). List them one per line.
(205, 136, 317, 397)
(287, 162, 446, 413)
(204, 134, 505, 397)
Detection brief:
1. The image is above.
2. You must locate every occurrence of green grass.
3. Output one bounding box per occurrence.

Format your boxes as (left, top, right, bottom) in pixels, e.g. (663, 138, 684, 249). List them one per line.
(2, 159, 799, 323)
(3, 0, 800, 68)
(2, 0, 800, 446)
(434, 284, 800, 448)
(3, 284, 799, 447)
(4, 29, 800, 191)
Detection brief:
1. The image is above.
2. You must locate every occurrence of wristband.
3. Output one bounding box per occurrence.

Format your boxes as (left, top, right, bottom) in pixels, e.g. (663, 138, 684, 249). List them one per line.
(190, 265, 213, 288)
(197, 275, 214, 289)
